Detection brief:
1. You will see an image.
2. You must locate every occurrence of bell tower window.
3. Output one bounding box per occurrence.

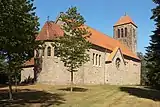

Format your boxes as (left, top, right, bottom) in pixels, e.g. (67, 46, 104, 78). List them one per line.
(118, 29, 120, 38)
(121, 28, 124, 37)
(125, 28, 127, 37)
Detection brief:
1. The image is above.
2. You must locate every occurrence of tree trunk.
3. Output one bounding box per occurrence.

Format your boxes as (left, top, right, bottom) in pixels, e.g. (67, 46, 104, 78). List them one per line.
(8, 75, 13, 100)
(70, 71, 73, 92)
(8, 54, 13, 100)
(15, 75, 17, 92)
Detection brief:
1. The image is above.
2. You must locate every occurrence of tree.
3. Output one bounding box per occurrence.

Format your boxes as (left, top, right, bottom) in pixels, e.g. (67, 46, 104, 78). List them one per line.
(137, 52, 148, 85)
(145, 0, 160, 89)
(0, 0, 39, 99)
(0, 53, 7, 72)
(54, 7, 91, 92)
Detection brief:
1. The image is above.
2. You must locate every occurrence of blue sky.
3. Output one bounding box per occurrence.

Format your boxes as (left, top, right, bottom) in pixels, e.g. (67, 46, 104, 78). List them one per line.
(35, 0, 156, 54)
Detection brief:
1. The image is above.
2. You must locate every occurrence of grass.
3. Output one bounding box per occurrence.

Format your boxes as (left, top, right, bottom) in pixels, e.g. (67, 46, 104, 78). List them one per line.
(0, 84, 160, 107)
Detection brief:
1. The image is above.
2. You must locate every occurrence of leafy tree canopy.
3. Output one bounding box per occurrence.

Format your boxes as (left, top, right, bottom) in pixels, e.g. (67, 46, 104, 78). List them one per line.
(54, 7, 91, 72)
(0, 0, 40, 99)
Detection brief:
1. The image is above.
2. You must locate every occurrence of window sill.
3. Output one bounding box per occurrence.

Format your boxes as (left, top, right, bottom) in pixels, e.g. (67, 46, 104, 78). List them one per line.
(93, 65, 101, 68)
(46, 56, 52, 58)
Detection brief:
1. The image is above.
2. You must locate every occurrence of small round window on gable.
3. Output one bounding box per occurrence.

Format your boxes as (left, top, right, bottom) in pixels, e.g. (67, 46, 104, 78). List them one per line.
(115, 58, 121, 69)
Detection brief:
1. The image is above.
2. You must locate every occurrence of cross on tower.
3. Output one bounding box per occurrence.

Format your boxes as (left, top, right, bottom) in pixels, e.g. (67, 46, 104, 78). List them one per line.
(47, 16, 50, 21)
(124, 12, 127, 16)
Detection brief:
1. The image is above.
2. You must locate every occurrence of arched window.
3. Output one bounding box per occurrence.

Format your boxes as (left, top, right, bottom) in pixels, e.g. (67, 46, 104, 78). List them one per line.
(93, 53, 95, 65)
(54, 46, 58, 56)
(115, 58, 121, 69)
(42, 48, 45, 56)
(47, 46, 51, 56)
(118, 29, 120, 38)
(121, 28, 124, 37)
(125, 28, 127, 37)
(96, 54, 98, 65)
(99, 55, 101, 66)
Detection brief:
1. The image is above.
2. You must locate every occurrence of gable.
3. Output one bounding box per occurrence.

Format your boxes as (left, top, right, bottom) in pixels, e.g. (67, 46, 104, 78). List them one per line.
(107, 47, 125, 65)
(112, 48, 125, 65)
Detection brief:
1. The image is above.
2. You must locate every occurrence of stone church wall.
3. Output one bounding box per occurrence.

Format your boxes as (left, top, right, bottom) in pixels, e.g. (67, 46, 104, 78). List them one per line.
(32, 42, 106, 85)
(82, 47, 106, 84)
(105, 50, 141, 85)
(21, 67, 34, 82)
(37, 42, 70, 85)
(125, 58, 141, 85)
(106, 50, 127, 85)
(21, 42, 140, 85)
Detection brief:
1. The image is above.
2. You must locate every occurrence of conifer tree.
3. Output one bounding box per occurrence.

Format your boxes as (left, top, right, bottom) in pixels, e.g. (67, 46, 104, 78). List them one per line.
(145, 0, 160, 89)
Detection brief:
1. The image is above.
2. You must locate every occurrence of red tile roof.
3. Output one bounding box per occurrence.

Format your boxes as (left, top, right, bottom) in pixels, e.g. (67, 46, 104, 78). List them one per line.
(114, 15, 137, 27)
(86, 25, 139, 60)
(107, 47, 119, 62)
(24, 57, 34, 66)
(36, 21, 63, 40)
(25, 20, 140, 66)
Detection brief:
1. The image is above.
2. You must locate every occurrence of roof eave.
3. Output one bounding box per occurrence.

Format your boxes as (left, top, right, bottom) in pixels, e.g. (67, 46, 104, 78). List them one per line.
(113, 22, 137, 28)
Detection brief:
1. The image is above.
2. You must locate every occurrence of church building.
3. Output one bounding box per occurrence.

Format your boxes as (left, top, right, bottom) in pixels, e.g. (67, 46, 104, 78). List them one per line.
(22, 14, 141, 85)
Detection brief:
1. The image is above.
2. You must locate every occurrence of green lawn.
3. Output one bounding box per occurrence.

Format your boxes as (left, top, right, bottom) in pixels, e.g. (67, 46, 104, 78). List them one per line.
(0, 84, 160, 107)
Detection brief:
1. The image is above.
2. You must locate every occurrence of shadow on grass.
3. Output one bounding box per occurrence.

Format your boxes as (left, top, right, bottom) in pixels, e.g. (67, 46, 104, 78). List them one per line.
(120, 86, 160, 101)
(0, 89, 65, 107)
(0, 84, 7, 88)
(58, 87, 88, 92)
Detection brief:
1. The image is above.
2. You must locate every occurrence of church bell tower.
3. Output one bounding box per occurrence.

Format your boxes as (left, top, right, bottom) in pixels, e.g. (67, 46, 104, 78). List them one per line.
(113, 14, 137, 54)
